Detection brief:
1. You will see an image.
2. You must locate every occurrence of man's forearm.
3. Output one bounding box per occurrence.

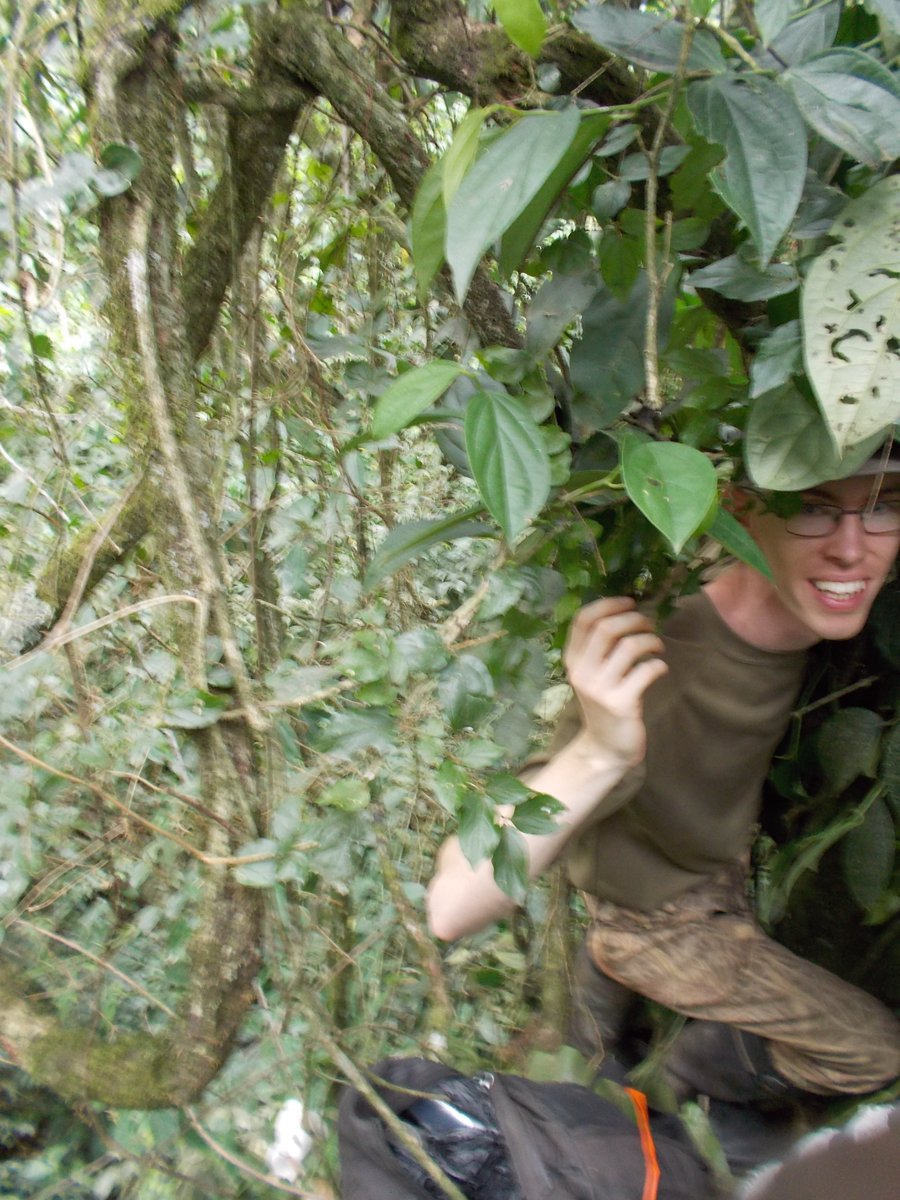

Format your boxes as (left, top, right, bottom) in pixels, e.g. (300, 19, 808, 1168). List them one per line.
(425, 732, 638, 941)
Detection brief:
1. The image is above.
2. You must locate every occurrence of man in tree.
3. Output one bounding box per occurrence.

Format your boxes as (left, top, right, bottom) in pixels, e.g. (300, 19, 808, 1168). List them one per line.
(427, 449, 900, 1136)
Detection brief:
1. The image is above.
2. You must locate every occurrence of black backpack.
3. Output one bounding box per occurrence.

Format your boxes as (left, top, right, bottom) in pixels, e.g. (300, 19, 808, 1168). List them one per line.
(337, 1056, 715, 1200)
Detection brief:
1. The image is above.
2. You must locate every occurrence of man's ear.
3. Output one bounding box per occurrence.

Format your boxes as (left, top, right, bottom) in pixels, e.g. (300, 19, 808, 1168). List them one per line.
(723, 485, 756, 526)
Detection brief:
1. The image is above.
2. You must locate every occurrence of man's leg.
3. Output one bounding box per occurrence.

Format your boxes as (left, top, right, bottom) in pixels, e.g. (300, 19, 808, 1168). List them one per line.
(567, 939, 641, 1061)
(585, 870, 900, 1097)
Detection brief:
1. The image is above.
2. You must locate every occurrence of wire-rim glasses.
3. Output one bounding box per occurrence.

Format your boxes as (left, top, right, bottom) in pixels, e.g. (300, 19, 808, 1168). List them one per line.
(784, 499, 900, 538)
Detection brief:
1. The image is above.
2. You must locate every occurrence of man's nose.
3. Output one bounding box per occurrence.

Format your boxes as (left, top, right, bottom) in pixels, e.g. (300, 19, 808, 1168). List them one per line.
(824, 512, 867, 563)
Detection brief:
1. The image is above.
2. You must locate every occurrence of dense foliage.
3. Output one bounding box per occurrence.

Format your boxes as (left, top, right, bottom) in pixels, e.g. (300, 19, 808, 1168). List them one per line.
(1, 0, 898, 1195)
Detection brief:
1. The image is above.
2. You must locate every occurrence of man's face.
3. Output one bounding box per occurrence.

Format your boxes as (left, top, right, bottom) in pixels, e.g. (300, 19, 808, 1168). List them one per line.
(740, 473, 900, 645)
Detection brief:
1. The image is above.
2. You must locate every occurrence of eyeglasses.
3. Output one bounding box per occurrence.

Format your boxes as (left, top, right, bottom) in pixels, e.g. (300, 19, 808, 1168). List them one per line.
(784, 499, 900, 538)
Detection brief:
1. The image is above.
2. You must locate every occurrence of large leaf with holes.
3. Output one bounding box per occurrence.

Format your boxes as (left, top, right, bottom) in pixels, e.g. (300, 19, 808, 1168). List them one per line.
(465, 391, 551, 540)
(744, 384, 887, 490)
(621, 438, 717, 554)
(687, 75, 807, 266)
(446, 108, 581, 303)
(802, 177, 900, 451)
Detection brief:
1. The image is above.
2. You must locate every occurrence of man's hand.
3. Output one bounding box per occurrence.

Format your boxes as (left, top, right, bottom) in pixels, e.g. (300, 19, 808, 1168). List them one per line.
(564, 597, 668, 769)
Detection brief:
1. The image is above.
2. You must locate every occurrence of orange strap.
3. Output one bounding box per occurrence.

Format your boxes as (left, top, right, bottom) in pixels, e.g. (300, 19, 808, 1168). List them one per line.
(625, 1087, 661, 1200)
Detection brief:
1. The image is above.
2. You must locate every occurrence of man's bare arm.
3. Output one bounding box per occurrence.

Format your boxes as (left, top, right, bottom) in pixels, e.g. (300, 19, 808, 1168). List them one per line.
(426, 598, 667, 941)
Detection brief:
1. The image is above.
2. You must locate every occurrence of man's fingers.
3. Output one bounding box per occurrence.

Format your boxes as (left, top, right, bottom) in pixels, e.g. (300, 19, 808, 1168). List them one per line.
(615, 656, 669, 707)
(565, 603, 657, 672)
(566, 597, 635, 655)
(569, 630, 664, 695)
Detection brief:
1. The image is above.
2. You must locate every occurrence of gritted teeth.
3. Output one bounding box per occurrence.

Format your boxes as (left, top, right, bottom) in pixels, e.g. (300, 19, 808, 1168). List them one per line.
(813, 580, 865, 596)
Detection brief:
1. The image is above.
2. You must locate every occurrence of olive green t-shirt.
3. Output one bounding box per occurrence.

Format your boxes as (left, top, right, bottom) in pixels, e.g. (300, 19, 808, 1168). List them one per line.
(547, 590, 808, 911)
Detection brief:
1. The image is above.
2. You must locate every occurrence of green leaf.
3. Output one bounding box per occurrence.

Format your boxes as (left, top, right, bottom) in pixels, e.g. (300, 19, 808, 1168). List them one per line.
(525, 268, 599, 356)
(802, 178, 900, 452)
(465, 390, 552, 540)
(750, 321, 803, 398)
(365, 360, 464, 443)
(817, 708, 883, 795)
(572, 6, 727, 73)
(744, 383, 888, 490)
(233, 840, 277, 888)
(619, 145, 691, 182)
(510, 791, 563, 836)
(687, 76, 807, 266)
(162, 688, 228, 729)
(491, 825, 528, 902)
(592, 179, 631, 220)
(621, 438, 717, 554)
(493, 0, 547, 56)
(755, 0, 805, 46)
(31, 333, 54, 360)
(762, 1, 841, 68)
(446, 108, 581, 303)
(318, 778, 370, 813)
(438, 654, 495, 730)
(688, 254, 798, 302)
(784, 50, 900, 167)
(411, 159, 447, 298)
(443, 107, 493, 208)
(570, 276, 672, 430)
(364, 507, 492, 590)
(499, 110, 611, 276)
(842, 795, 895, 911)
(94, 143, 142, 197)
(707, 507, 773, 580)
(458, 790, 500, 867)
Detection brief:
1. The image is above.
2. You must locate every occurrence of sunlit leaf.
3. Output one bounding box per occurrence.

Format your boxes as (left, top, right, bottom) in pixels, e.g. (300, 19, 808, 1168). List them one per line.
(443, 106, 492, 208)
(411, 159, 447, 298)
(802, 177, 900, 451)
(621, 438, 717, 554)
(318, 778, 370, 812)
(446, 108, 581, 303)
(687, 75, 807, 266)
(493, 0, 547, 56)
(465, 390, 551, 540)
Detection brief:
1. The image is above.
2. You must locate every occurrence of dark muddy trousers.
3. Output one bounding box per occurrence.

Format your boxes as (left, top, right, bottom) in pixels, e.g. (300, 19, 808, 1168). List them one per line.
(577, 863, 900, 1096)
